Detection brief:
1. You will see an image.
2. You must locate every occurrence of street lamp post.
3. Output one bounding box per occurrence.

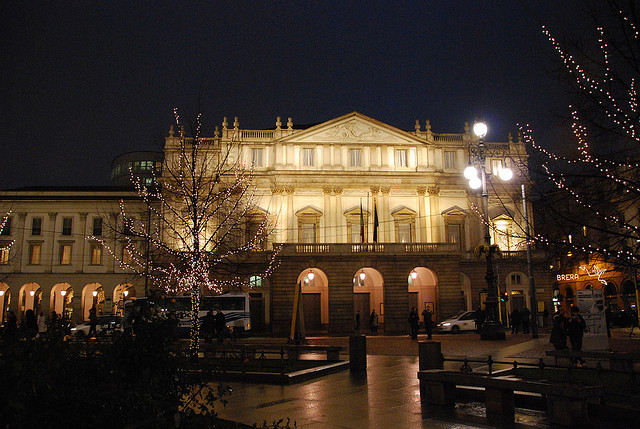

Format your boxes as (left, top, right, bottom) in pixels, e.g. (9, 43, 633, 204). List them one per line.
(465, 121, 512, 340)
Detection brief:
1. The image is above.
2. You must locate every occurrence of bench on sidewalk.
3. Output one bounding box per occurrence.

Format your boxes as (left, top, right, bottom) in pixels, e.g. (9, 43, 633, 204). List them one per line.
(546, 349, 640, 371)
(418, 369, 604, 426)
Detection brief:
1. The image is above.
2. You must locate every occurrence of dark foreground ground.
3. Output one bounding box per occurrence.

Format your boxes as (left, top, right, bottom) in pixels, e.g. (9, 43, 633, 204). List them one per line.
(214, 328, 640, 428)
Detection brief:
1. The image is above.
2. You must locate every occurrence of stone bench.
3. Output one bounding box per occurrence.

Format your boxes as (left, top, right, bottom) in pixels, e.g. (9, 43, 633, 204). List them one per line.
(546, 349, 640, 371)
(418, 369, 604, 426)
(215, 344, 344, 361)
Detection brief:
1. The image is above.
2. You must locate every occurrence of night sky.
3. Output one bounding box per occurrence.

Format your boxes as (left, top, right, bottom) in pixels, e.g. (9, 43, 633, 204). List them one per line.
(1, 1, 579, 189)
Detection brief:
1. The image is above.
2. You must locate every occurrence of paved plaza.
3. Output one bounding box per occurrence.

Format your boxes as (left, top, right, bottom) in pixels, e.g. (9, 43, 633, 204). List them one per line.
(215, 329, 640, 428)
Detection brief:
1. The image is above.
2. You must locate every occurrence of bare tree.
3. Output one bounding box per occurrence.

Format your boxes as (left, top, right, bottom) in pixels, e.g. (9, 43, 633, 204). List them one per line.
(522, 1, 640, 274)
(104, 109, 279, 354)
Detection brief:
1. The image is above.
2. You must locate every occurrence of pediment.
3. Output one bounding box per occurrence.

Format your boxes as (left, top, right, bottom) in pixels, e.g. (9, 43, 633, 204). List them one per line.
(442, 206, 468, 218)
(280, 112, 423, 145)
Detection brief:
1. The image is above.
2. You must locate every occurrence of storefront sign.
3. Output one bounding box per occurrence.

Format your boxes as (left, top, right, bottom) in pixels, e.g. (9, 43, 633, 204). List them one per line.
(557, 273, 579, 281)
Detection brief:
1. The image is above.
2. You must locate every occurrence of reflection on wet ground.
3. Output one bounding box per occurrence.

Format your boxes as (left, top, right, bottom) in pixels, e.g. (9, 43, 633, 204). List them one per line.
(215, 355, 551, 428)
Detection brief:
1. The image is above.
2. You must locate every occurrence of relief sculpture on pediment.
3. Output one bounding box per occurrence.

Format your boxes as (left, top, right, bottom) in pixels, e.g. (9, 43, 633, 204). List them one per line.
(317, 121, 384, 142)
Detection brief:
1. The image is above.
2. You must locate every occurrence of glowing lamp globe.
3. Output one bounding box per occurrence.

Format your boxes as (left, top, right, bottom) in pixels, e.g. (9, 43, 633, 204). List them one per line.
(469, 176, 482, 189)
(499, 167, 513, 181)
(308, 271, 315, 281)
(463, 165, 478, 180)
(473, 121, 488, 139)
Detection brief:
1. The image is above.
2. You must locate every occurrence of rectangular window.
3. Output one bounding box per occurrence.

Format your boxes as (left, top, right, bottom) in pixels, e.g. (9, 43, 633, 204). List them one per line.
(31, 218, 42, 236)
(350, 149, 361, 167)
(447, 224, 461, 248)
(1, 217, 11, 235)
(398, 223, 412, 243)
(59, 244, 72, 265)
(90, 243, 103, 265)
(122, 246, 134, 265)
(444, 151, 456, 169)
(302, 148, 315, 166)
(251, 148, 263, 167)
(62, 217, 73, 236)
(491, 159, 503, 176)
(396, 149, 408, 167)
(29, 243, 41, 265)
(301, 223, 316, 243)
(0, 247, 9, 264)
(93, 217, 103, 236)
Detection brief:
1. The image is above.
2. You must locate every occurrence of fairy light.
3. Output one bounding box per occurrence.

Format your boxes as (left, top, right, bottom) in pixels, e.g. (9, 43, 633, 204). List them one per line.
(522, 11, 640, 271)
(95, 110, 281, 356)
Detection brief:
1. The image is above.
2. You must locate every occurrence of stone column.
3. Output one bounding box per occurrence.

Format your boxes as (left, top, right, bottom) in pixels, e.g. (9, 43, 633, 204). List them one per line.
(47, 212, 57, 273)
(417, 187, 427, 242)
(381, 188, 391, 242)
(335, 187, 344, 242)
(323, 187, 332, 242)
(428, 187, 441, 242)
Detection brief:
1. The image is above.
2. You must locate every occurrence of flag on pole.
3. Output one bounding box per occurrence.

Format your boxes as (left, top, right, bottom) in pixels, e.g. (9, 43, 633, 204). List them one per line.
(360, 199, 365, 243)
(373, 200, 379, 243)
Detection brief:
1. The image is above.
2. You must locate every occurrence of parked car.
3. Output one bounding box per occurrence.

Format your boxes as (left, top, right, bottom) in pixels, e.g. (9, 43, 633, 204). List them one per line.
(436, 310, 477, 333)
(608, 307, 638, 327)
(71, 315, 123, 338)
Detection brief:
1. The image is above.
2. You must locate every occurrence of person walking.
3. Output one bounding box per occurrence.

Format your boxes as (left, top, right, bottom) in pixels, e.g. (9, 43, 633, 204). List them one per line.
(214, 308, 226, 343)
(369, 309, 378, 334)
(88, 305, 98, 337)
(566, 306, 586, 366)
(521, 307, 531, 334)
(36, 311, 46, 338)
(510, 308, 521, 334)
(421, 307, 433, 340)
(474, 307, 485, 333)
(409, 307, 419, 340)
(202, 309, 215, 343)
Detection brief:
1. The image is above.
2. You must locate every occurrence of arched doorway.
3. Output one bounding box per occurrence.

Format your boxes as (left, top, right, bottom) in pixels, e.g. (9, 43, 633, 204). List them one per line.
(604, 282, 618, 307)
(50, 283, 73, 319)
(19, 283, 42, 320)
(113, 283, 134, 316)
(297, 268, 328, 331)
(622, 280, 636, 308)
(0, 283, 10, 326)
(354, 267, 384, 333)
(408, 267, 438, 322)
(460, 273, 472, 311)
(82, 283, 105, 320)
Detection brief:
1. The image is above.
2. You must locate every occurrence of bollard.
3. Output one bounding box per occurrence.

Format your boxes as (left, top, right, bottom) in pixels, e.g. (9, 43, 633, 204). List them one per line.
(349, 334, 367, 372)
(419, 341, 443, 370)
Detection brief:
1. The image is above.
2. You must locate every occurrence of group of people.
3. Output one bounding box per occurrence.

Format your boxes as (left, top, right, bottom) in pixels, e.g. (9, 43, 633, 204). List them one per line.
(550, 305, 587, 366)
(509, 307, 532, 334)
(1, 308, 72, 343)
(201, 308, 228, 343)
(409, 306, 433, 340)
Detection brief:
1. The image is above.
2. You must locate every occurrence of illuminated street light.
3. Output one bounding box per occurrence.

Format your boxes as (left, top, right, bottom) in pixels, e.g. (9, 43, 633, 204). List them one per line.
(465, 120, 513, 341)
(411, 271, 418, 280)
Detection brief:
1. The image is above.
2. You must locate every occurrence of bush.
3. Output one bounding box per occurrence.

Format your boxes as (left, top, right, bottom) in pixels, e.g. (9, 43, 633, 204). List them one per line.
(0, 317, 234, 428)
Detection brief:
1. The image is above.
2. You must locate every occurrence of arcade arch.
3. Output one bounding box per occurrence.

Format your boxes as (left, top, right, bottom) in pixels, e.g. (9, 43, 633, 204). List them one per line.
(50, 283, 74, 318)
(460, 273, 472, 311)
(113, 283, 135, 315)
(506, 271, 529, 311)
(82, 283, 105, 320)
(0, 283, 9, 325)
(353, 267, 384, 331)
(297, 268, 328, 331)
(19, 282, 42, 318)
(408, 267, 438, 320)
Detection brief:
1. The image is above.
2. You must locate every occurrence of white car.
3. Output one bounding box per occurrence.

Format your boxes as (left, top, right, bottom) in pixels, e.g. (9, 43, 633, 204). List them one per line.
(436, 311, 477, 333)
(71, 315, 123, 338)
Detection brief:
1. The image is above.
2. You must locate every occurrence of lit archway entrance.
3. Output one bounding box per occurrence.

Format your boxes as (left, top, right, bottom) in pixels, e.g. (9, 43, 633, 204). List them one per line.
(113, 284, 134, 316)
(353, 267, 384, 333)
(82, 283, 105, 320)
(604, 282, 618, 308)
(408, 267, 438, 321)
(19, 283, 42, 319)
(297, 268, 328, 331)
(0, 283, 10, 326)
(50, 283, 74, 319)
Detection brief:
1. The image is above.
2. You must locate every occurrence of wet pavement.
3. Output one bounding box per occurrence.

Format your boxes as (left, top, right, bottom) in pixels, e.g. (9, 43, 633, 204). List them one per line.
(214, 329, 640, 428)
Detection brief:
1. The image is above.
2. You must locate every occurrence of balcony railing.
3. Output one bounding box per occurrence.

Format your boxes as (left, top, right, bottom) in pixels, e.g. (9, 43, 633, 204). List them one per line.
(279, 242, 461, 256)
